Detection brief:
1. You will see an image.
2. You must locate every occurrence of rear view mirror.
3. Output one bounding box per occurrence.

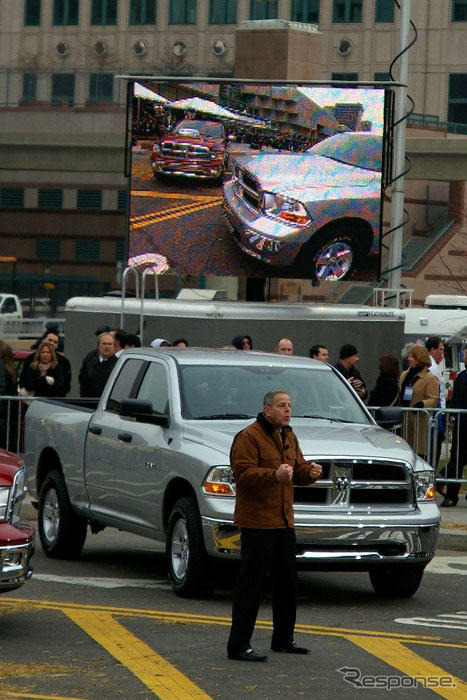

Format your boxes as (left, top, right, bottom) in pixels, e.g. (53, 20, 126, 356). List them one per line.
(119, 398, 169, 427)
(374, 406, 403, 429)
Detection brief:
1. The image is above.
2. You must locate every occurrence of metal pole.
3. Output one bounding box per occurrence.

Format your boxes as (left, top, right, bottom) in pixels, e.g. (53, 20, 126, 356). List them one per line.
(387, 0, 411, 307)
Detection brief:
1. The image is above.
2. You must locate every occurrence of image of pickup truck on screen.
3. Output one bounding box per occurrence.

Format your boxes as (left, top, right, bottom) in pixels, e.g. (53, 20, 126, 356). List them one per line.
(222, 131, 383, 281)
(151, 119, 230, 183)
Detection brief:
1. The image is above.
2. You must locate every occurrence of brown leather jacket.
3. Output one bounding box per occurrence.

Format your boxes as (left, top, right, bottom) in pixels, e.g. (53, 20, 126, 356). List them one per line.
(230, 413, 314, 529)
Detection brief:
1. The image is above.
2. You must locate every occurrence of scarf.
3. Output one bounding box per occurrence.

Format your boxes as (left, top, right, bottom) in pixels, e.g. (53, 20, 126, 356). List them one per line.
(38, 361, 52, 376)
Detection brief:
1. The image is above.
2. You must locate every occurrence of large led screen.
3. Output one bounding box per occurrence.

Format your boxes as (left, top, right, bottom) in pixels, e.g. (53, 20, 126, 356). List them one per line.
(128, 79, 391, 282)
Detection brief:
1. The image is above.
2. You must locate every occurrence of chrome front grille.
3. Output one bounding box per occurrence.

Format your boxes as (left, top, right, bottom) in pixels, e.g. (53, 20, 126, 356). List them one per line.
(161, 142, 211, 161)
(294, 458, 413, 508)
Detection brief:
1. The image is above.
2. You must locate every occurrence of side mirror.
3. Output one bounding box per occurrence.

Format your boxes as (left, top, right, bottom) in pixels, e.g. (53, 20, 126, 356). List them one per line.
(374, 406, 403, 429)
(119, 398, 169, 427)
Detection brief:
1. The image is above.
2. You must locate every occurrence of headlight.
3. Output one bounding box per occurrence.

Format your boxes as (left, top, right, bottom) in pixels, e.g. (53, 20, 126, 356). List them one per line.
(0, 487, 11, 521)
(202, 466, 236, 496)
(262, 192, 310, 226)
(414, 470, 436, 501)
(11, 467, 26, 517)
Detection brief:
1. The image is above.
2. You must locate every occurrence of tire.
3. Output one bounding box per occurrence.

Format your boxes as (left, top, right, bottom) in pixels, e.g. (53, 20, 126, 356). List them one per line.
(369, 564, 426, 598)
(294, 225, 367, 281)
(166, 497, 213, 598)
(38, 470, 87, 559)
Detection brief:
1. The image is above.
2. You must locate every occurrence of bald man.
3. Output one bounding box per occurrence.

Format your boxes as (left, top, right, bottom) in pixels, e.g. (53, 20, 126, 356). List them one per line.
(275, 338, 294, 355)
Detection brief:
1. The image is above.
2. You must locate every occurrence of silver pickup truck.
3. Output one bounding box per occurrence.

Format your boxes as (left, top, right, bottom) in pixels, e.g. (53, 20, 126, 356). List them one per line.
(24, 348, 440, 598)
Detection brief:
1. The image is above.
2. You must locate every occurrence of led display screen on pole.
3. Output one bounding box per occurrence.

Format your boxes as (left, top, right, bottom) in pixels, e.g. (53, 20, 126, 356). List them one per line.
(127, 78, 391, 282)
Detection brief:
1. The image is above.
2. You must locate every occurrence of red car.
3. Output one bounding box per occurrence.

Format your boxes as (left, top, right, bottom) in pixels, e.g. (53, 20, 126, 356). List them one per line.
(0, 450, 34, 592)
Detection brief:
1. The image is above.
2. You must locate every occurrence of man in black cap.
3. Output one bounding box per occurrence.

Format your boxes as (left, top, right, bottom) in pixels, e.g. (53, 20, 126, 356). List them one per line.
(334, 344, 368, 401)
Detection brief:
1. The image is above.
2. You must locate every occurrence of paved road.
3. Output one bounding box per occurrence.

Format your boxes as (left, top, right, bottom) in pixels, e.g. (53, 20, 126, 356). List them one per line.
(1, 519, 466, 700)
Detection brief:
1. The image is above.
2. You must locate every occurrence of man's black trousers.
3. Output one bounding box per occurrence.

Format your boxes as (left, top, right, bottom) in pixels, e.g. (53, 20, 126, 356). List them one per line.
(227, 527, 297, 655)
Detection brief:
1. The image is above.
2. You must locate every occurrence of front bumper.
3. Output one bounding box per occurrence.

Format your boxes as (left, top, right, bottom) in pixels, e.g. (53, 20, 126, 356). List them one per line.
(152, 158, 223, 179)
(0, 522, 34, 592)
(201, 516, 439, 567)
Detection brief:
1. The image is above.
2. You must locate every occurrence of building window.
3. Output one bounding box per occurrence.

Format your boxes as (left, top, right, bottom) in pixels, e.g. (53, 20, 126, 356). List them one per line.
(77, 190, 102, 209)
(169, 0, 196, 24)
(75, 240, 101, 261)
(51, 73, 75, 105)
(38, 189, 63, 208)
(91, 0, 117, 25)
(332, 0, 362, 22)
(89, 73, 114, 101)
(250, 0, 278, 20)
(23, 72, 37, 101)
(36, 240, 61, 258)
(332, 72, 359, 82)
(452, 1, 467, 21)
(291, 0, 319, 23)
(115, 241, 126, 261)
(53, 0, 79, 25)
(130, 0, 156, 24)
(209, 0, 236, 23)
(117, 189, 128, 210)
(1, 188, 25, 208)
(375, 0, 394, 22)
(24, 0, 41, 25)
(448, 74, 467, 124)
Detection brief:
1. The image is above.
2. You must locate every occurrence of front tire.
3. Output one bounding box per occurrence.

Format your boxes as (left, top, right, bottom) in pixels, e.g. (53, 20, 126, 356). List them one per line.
(369, 564, 426, 598)
(294, 223, 369, 281)
(38, 470, 87, 559)
(166, 497, 213, 597)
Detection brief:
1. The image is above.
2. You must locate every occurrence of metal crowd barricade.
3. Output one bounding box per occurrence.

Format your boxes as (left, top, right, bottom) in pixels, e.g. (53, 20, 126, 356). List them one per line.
(364, 405, 467, 487)
(2, 396, 465, 488)
(0, 395, 99, 455)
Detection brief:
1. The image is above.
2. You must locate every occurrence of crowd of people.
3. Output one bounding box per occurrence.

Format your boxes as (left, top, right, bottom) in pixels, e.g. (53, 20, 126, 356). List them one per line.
(0, 328, 465, 508)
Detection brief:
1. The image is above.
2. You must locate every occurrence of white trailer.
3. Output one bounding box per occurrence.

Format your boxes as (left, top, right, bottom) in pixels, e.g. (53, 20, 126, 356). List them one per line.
(64, 295, 405, 397)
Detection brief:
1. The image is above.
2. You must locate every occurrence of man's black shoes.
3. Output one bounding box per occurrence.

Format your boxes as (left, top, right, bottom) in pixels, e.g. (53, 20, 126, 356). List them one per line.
(228, 648, 268, 662)
(271, 641, 309, 654)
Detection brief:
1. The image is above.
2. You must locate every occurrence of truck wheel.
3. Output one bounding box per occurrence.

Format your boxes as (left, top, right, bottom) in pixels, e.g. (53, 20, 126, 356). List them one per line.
(294, 223, 370, 281)
(38, 470, 87, 559)
(369, 564, 425, 598)
(166, 497, 213, 598)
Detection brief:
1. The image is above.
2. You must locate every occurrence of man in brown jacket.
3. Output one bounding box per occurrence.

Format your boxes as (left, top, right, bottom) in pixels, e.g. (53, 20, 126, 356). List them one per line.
(227, 390, 322, 662)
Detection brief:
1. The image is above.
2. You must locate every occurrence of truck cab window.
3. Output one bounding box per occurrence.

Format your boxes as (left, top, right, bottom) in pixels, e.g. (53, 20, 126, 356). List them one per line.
(106, 359, 146, 412)
(137, 362, 169, 415)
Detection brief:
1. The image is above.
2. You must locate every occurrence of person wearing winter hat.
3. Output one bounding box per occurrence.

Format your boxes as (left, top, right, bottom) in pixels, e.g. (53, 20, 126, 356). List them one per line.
(150, 338, 171, 348)
(334, 344, 368, 401)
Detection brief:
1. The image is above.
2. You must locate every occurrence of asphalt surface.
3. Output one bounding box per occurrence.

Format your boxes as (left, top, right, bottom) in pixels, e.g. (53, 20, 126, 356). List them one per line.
(21, 489, 467, 551)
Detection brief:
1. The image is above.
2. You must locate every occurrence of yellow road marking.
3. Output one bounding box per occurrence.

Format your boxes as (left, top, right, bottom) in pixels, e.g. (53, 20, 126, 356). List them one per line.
(2, 598, 467, 647)
(345, 635, 466, 700)
(132, 190, 221, 202)
(64, 609, 212, 700)
(130, 198, 220, 225)
(130, 199, 222, 229)
(2, 598, 465, 699)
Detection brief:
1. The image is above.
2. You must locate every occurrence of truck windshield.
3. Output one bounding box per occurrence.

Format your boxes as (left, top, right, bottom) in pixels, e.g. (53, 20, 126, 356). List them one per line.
(180, 365, 370, 423)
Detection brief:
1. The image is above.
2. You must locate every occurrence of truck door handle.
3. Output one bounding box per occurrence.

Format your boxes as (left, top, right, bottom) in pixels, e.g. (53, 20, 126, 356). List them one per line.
(118, 432, 133, 443)
(88, 425, 102, 435)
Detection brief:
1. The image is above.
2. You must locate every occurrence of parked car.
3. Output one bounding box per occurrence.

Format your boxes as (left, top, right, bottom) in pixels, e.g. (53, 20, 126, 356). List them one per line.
(0, 450, 34, 592)
(222, 131, 383, 281)
(151, 119, 230, 183)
